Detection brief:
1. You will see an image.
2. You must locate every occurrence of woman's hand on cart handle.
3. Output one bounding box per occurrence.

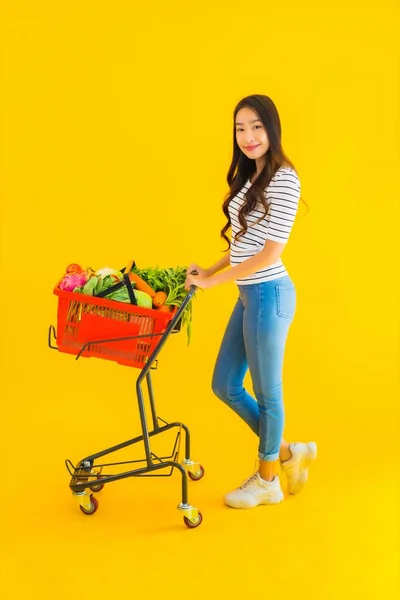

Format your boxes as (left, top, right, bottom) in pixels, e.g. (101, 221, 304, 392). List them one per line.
(185, 266, 217, 291)
(186, 264, 210, 278)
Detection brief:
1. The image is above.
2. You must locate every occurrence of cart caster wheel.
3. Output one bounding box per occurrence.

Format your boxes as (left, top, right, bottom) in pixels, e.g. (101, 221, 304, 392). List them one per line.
(89, 475, 105, 493)
(79, 495, 98, 515)
(183, 510, 203, 529)
(188, 465, 205, 481)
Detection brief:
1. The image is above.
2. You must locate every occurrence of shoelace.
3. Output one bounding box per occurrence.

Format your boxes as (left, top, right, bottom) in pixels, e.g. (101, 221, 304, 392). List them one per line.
(240, 472, 260, 489)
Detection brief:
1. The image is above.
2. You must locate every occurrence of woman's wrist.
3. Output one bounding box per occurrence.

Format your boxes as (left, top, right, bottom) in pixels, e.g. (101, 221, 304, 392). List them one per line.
(207, 253, 230, 277)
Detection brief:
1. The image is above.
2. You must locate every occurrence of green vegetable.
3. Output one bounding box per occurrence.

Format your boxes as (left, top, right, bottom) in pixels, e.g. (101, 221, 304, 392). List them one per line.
(94, 274, 118, 295)
(107, 288, 152, 308)
(73, 274, 122, 296)
(73, 276, 98, 295)
(73, 274, 152, 308)
(82, 277, 98, 295)
(134, 290, 153, 308)
(132, 265, 195, 344)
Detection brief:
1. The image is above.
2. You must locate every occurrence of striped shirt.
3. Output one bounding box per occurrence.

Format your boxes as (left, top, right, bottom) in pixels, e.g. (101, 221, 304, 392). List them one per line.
(229, 166, 300, 285)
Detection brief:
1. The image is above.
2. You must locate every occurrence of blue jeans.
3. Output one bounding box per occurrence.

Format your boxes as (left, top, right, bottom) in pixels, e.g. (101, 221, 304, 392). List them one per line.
(212, 275, 296, 461)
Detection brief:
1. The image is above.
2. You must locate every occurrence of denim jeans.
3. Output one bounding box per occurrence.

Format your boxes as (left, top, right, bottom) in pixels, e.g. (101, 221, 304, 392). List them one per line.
(212, 275, 296, 461)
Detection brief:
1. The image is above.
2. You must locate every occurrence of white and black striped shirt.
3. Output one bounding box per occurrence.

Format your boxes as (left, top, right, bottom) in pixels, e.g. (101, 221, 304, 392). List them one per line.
(229, 166, 300, 285)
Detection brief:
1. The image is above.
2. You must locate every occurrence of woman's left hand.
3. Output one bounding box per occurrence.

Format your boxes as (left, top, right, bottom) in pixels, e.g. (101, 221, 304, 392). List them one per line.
(184, 273, 217, 291)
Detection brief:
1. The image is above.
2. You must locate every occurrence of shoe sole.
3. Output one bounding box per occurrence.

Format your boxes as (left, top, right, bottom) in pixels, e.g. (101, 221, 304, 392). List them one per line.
(288, 442, 317, 495)
(261, 491, 284, 505)
(225, 491, 284, 509)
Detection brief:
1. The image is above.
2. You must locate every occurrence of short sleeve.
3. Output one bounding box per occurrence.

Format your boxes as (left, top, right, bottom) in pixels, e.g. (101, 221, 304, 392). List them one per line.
(264, 168, 301, 244)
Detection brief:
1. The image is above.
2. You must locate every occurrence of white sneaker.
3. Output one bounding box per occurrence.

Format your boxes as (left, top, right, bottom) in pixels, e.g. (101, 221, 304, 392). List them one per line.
(224, 472, 284, 509)
(281, 442, 317, 494)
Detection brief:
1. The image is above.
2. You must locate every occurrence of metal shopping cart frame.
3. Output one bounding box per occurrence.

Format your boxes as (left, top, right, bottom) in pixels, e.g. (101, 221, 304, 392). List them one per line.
(48, 266, 204, 529)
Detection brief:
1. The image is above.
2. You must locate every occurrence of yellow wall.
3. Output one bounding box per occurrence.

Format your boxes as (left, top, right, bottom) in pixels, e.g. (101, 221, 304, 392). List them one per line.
(1, 1, 399, 599)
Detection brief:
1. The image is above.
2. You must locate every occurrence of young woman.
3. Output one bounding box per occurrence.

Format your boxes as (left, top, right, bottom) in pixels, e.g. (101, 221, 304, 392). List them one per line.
(185, 94, 317, 509)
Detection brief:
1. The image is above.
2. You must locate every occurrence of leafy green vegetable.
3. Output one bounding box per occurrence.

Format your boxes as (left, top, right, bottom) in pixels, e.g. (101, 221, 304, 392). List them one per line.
(132, 265, 195, 344)
(107, 288, 152, 308)
(74, 276, 99, 296)
(84, 277, 98, 295)
(74, 275, 152, 308)
(74, 274, 121, 296)
(94, 274, 114, 295)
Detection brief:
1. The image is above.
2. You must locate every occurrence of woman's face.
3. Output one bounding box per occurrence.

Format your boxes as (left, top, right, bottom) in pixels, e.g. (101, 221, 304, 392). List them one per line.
(235, 107, 269, 161)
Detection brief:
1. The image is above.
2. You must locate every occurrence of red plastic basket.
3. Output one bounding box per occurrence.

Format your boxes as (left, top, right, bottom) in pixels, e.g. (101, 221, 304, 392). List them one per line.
(53, 285, 177, 368)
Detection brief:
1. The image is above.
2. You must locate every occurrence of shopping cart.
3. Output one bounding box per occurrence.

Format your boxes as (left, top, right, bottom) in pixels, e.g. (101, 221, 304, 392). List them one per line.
(48, 262, 204, 529)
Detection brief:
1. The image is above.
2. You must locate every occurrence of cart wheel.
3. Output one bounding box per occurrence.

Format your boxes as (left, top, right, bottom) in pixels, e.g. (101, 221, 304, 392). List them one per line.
(183, 510, 203, 529)
(89, 474, 105, 493)
(79, 495, 98, 515)
(188, 465, 205, 481)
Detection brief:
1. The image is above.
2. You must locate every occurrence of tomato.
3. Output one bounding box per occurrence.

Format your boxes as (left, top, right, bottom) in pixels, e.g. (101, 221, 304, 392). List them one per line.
(66, 263, 83, 274)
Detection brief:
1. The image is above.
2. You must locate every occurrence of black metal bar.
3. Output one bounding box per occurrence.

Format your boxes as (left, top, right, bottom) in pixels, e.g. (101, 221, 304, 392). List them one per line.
(146, 371, 159, 431)
(123, 273, 137, 305)
(136, 286, 196, 383)
(70, 460, 188, 494)
(65, 459, 78, 477)
(77, 421, 186, 463)
(67, 435, 181, 476)
(95, 280, 125, 298)
(133, 288, 195, 472)
(136, 381, 152, 467)
(180, 423, 191, 461)
(169, 431, 181, 461)
(48, 325, 58, 350)
(149, 452, 173, 475)
(66, 457, 147, 477)
(135, 471, 174, 478)
(70, 465, 149, 491)
(180, 463, 188, 505)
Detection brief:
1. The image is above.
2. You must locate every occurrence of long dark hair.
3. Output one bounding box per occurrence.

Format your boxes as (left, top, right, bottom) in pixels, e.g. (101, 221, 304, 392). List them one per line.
(221, 95, 302, 249)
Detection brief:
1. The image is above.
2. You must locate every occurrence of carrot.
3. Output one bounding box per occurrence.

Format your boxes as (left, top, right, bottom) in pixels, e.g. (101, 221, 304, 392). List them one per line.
(153, 291, 167, 308)
(129, 272, 156, 298)
(156, 304, 171, 312)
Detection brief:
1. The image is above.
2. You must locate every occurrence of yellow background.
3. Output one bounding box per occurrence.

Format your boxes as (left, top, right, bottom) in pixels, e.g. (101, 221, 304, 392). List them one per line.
(1, 1, 399, 599)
